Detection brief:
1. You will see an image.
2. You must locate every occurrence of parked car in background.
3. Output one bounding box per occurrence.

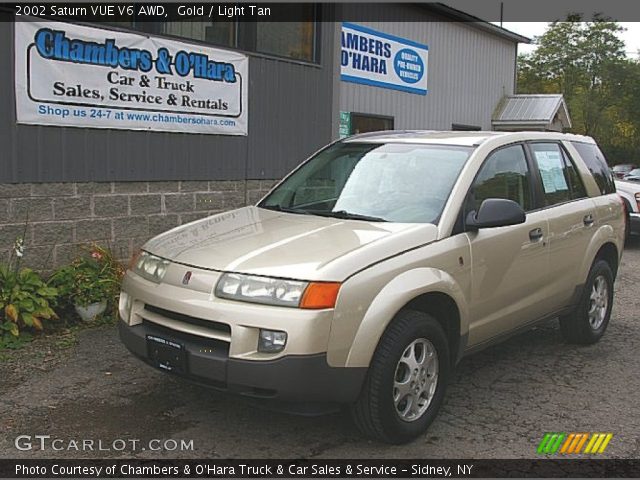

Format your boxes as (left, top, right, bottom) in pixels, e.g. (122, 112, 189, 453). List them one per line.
(616, 179, 640, 237)
(118, 131, 624, 444)
(622, 168, 640, 182)
(613, 164, 637, 179)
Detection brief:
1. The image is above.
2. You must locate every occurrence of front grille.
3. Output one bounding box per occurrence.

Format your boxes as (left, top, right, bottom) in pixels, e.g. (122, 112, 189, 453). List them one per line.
(145, 305, 231, 334)
(140, 304, 232, 343)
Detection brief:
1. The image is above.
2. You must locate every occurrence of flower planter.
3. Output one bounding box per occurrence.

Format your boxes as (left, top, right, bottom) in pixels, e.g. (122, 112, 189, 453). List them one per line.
(74, 301, 107, 322)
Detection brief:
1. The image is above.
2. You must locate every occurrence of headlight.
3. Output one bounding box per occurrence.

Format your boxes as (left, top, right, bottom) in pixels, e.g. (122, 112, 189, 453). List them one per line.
(215, 273, 307, 307)
(215, 273, 341, 309)
(132, 251, 170, 283)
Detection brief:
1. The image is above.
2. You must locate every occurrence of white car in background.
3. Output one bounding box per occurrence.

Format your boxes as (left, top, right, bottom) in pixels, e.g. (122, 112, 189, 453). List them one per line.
(622, 168, 640, 182)
(616, 180, 640, 237)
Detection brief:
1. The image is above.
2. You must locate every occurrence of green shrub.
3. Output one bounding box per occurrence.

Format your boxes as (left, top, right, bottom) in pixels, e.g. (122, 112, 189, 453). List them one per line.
(49, 244, 124, 310)
(0, 264, 58, 348)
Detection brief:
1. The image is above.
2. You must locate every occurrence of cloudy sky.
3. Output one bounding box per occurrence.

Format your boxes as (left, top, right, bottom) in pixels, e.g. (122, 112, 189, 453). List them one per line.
(442, 0, 640, 58)
(500, 22, 640, 58)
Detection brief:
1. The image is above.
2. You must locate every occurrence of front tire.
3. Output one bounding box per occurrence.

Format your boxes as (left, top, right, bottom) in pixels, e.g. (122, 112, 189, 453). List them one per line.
(350, 310, 450, 444)
(560, 259, 614, 344)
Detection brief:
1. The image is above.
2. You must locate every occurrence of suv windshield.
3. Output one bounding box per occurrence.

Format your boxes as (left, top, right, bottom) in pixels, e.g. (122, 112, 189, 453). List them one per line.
(259, 142, 473, 223)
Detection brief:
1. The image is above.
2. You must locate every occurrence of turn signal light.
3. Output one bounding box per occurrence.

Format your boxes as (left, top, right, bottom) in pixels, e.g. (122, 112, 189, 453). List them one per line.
(300, 282, 341, 309)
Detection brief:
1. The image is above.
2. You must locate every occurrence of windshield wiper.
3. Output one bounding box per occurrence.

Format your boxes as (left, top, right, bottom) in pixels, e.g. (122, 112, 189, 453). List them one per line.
(262, 205, 386, 222)
(260, 204, 311, 215)
(309, 210, 387, 222)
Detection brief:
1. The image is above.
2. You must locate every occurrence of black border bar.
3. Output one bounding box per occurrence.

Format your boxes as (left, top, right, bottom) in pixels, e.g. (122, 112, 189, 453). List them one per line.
(4, 2, 640, 22)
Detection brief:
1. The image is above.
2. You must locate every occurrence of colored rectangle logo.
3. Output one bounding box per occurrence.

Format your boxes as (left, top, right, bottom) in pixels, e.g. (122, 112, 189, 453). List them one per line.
(537, 433, 613, 455)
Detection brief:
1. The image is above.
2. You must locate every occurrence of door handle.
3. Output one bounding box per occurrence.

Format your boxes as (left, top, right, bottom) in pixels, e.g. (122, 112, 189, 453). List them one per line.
(529, 228, 543, 242)
(583, 214, 594, 226)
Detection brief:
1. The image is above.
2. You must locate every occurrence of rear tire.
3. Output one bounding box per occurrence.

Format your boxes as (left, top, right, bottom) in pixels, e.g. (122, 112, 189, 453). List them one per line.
(560, 259, 614, 344)
(350, 310, 450, 444)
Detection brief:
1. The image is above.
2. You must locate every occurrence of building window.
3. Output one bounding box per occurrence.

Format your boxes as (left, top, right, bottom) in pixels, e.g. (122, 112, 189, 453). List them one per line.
(351, 113, 394, 135)
(237, 4, 318, 62)
(452, 123, 481, 131)
(254, 22, 315, 60)
(131, 20, 236, 49)
(160, 21, 236, 48)
(112, 6, 319, 63)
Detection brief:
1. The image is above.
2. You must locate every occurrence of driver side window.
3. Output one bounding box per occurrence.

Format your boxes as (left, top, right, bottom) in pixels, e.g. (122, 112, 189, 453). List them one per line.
(466, 144, 532, 215)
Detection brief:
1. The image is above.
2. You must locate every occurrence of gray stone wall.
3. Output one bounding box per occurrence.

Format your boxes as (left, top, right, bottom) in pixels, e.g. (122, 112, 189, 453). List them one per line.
(0, 180, 278, 273)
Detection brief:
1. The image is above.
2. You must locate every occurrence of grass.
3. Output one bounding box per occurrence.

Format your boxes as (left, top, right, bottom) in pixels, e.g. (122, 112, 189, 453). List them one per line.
(0, 312, 117, 357)
(0, 313, 118, 389)
(54, 331, 79, 350)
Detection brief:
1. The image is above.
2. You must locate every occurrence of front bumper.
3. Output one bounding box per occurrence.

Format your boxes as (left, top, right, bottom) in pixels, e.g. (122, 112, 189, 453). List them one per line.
(119, 320, 366, 403)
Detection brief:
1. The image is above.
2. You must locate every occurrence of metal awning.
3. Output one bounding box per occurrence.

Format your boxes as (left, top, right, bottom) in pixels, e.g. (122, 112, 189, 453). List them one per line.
(492, 94, 572, 132)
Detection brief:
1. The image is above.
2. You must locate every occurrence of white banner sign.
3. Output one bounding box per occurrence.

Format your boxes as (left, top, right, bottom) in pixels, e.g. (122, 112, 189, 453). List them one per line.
(15, 20, 248, 135)
(340, 22, 428, 95)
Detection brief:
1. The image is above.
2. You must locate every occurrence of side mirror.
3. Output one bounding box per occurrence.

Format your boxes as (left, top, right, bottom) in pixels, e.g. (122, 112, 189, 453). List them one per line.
(466, 198, 526, 230)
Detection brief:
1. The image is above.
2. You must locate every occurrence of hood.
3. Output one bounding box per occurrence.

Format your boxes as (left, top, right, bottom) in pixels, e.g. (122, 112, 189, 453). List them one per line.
(144, 206, 439, 281)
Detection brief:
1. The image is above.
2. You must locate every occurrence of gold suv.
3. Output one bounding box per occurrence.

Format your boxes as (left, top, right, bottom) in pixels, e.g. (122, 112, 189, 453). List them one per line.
(119, 131, 624, 444)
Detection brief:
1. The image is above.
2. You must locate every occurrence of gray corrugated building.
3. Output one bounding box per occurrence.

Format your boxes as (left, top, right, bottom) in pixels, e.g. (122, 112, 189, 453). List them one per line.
(0, 4, 528, 270)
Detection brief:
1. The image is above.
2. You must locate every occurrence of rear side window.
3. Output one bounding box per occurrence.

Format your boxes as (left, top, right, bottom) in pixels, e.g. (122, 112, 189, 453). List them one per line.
(530, 143, 587, 206)
(570, 142, 615, 195)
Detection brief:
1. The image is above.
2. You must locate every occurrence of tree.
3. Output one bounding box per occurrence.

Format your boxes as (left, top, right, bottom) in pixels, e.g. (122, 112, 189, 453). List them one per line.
(517, 16, 640, 163)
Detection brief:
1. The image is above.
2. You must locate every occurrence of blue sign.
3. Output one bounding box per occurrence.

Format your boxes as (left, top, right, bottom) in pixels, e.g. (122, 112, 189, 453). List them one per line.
(340, 23, 429, 95)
